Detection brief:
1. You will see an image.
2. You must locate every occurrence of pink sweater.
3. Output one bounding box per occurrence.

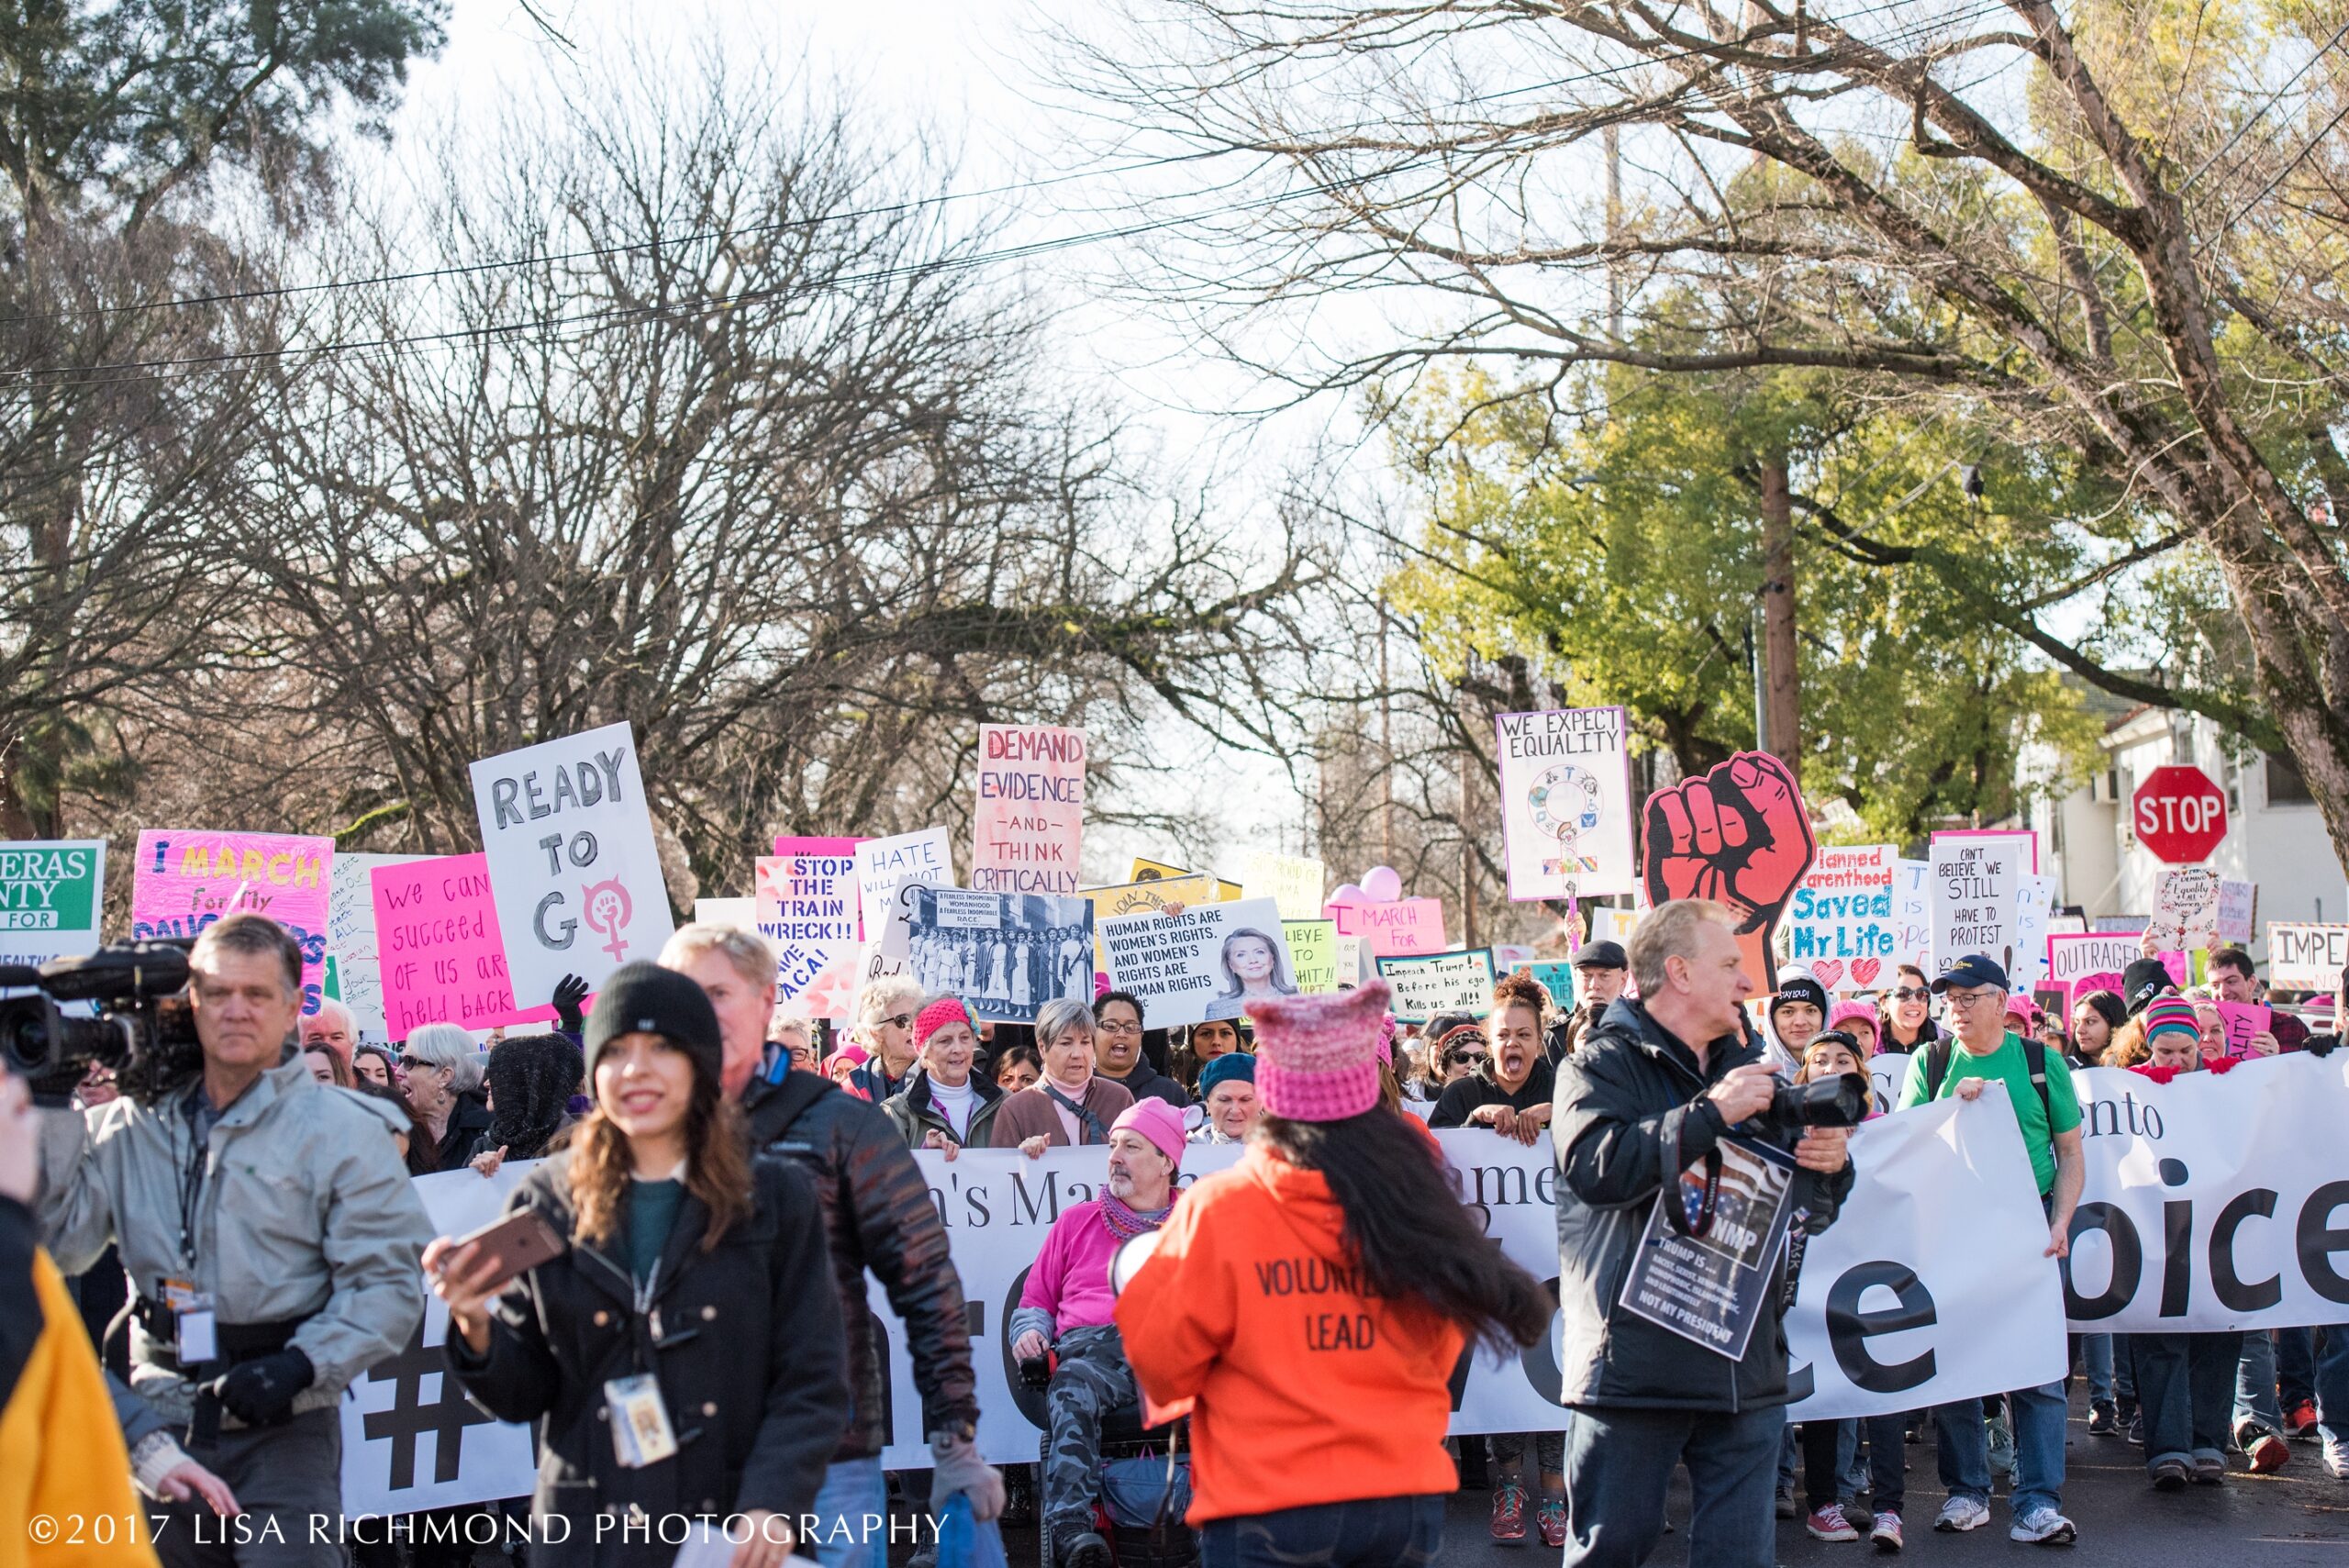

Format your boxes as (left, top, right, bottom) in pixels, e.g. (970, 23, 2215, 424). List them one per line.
(1016, 1200, 1121, 1334)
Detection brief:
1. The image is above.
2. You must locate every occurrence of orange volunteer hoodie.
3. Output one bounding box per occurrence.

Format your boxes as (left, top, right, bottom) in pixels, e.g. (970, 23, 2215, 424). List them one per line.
(1115, 1140, 1466, 1523)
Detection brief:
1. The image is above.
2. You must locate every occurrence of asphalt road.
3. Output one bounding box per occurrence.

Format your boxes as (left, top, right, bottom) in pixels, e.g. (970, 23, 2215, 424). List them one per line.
(967, 1389, 2349, 1568)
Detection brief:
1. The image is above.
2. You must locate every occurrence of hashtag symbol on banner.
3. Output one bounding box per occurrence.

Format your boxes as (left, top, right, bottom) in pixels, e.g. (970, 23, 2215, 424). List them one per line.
(363, 1327, 500, 1489)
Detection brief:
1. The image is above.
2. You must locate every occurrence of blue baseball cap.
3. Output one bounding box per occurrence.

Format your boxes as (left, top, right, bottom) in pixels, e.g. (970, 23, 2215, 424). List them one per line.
(1932, 954, 2010, 994)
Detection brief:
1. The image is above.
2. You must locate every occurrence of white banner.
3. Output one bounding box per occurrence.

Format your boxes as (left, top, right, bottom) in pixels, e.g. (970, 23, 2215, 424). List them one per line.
(470, 721, 674, 1001)
(1494, 706, 1637, 901)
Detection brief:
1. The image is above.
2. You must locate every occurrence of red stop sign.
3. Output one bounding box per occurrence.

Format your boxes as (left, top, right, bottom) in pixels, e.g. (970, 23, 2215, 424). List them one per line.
(2132, 764, 2229, 862)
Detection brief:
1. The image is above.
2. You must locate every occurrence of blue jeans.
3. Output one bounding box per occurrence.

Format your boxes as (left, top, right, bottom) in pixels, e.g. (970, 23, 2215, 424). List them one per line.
(1562, 1403, 1782, 1568)
(2279, 1326, 2317, 1410)
(807, 1456, 889, 1568)
(2079, 1334, 2113, 1407)
(1935, 1380, 2066, 1520)
(2132, 1331, 2242, 1471)
(2316, 1325, 2349, 1449)
(2237, 1331, 2286, 1436)
(1200, 1494, 1443, 1568)
(1801, 1415, 1904, 1515)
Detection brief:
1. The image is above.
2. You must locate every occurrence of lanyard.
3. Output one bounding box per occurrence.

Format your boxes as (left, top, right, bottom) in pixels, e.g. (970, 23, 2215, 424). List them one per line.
(173, 1093, 210, 1274)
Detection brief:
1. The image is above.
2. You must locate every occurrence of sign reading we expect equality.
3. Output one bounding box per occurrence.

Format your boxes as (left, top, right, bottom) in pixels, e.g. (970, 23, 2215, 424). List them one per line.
(470, 722, 673, 1003)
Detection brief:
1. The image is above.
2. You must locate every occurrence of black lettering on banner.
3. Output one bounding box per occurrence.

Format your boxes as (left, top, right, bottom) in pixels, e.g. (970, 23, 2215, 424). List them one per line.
(2161, 1198, 2194, 1318)
(1512, 1275, 1567, 1407)
(362, 1327, 499, 1488)
(2298, 1180, 2349, 1304)
(1824, 1262, 1937, 1395)
(2060, 1202, 2143, 1320)
(2211, 1189, 2283, 1313)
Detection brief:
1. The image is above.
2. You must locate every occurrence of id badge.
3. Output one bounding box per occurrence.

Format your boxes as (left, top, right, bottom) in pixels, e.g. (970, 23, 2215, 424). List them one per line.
(161, 1280, 217, 1362)
(604, 1373, 677, 1468)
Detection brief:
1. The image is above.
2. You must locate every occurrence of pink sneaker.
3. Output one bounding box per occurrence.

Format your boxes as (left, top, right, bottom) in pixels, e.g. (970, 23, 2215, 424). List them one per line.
(1807, 1503, 1859, 1541)
(1871, 1510, 1904, 1552)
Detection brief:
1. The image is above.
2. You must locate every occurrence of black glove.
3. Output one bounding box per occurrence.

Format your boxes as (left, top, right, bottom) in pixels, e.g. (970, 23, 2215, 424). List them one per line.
(552, 973, 589, 1034)
(2305, 1032, 2340, 1059)
(213, 1346, 314, 1428)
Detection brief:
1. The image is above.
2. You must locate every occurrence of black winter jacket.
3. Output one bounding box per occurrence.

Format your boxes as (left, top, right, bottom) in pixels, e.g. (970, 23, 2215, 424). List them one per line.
(446, 1150, 851, 1566)
(1551, 997, 1854, 1413)
(742, 1072, 979, 1457)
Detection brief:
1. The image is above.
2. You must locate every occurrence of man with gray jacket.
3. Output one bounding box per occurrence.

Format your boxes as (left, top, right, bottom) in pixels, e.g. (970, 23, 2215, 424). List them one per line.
(37, 913, 430, 1567)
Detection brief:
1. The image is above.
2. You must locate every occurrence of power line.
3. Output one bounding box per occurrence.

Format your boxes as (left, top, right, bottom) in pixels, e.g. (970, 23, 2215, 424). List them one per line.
(2177, 17, 2349, 194)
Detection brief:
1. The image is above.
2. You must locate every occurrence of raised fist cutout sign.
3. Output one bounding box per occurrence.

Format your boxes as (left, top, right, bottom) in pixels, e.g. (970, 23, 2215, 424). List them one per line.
(1642, 752, 1818, 987)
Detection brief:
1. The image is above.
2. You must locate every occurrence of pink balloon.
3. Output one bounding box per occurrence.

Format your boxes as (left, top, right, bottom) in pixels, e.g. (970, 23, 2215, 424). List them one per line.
(1362, 865, 1404, 903)
(1327, 883, 1367, 906)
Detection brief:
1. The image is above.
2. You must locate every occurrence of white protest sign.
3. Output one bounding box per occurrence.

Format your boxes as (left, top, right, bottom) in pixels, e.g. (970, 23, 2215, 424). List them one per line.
(1866, 1051, 1911, 1112)
(0, 840, 106, 973)
(2217, 880, 2256, 945)
(1375, 948, 1500, 1023)
(1929, 833, 2022, 977)
(1230, 850, 1326, 921)
(2267, 923, 2349, 991)
(2046, 931, 2146, 1013)
(757, 849, 863, 1020)
(972, 724, 1085, 895)
(693, 896, 755, 929)
(1787, 1090, 2067, 1420)
(328, 852, 428, 1040)
(2011, 873, 2057, 993)
(1097, 896, 1292, 1029)
(855, 828, 953, 929)
(1783, 845, 1897, 993)
(1891, 860, 1932, 977)
(2149, 865, 2221, 951)
(1494, 706, 1638, 900)
(340, 1165, 539, 1517)
(469, 722, 674, 1002)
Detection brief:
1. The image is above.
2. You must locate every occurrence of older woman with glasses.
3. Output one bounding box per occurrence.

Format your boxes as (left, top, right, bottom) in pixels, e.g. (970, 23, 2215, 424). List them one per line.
(848, 977, 925, 1102)
(399, 1023, 495, 1174)
(989, 996, 1136, 1156)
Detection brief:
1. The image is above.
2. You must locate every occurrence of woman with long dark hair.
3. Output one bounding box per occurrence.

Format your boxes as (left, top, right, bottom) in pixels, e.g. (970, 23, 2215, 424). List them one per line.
(425, 963, 850, 1566)
(1114, 981, 1552, 1568)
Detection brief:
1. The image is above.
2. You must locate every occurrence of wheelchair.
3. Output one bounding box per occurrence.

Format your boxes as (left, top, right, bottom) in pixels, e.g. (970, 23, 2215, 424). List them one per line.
(1024, 1360, 1195, 1568)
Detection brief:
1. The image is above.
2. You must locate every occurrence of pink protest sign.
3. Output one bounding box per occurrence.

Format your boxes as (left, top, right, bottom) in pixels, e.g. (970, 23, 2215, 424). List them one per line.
(372, 853, 558, 1040)
(1330, 896, 1449, 957)
(2217, 1000, 2272, 1059)
(132, 829, 334, 1012)
(972, 724, 1085, 895)
(756, 845, 863, 1014)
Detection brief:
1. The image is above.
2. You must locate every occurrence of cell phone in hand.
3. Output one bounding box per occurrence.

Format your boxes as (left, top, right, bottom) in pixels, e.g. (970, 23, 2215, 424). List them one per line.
(441, 1209, 565, 1293)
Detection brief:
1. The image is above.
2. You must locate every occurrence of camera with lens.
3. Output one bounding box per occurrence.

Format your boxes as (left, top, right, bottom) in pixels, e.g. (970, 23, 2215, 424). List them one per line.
(1763, 1071, 1871, 1133)
(0, 940, 200, 1101)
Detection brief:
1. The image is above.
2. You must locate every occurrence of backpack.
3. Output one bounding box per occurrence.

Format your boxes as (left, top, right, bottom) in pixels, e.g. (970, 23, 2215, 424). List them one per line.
(1921, 1036, 2053, 1127)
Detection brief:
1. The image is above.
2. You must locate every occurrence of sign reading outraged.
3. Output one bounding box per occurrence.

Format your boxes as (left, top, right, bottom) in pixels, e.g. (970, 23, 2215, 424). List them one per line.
(2046, 931, 2148, 1013)
(1494, 706, 1636, 901)
(1098, 896, 1294, 1029)
(1929, 832, 2023, 977)
(469, 722, 674, 1003)
(372, 855, 557, 1038)
(1375, 948, 1499, 1023)
(133, 830, 333, 1013)
(757, 840, 863, 1018)
(0, 840, 105, 970)
(1784, 845, 1898, 992)
(2267, 923, 2349, 992)
(972, 723, 1085, 895)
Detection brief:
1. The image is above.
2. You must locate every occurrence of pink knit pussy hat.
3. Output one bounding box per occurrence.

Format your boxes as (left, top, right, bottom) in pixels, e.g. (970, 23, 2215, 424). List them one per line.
(1246, 981, 1391, 1122)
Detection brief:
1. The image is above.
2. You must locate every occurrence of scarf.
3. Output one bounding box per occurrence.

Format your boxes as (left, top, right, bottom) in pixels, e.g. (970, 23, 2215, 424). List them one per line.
(1102, 1192, 1174, 1242)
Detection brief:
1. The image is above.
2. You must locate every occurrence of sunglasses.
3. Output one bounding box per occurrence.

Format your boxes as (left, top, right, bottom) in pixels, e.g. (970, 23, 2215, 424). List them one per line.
(1447, 1049, 1488, 1066)
(1891, 985, 1931, 1001)
(396, 1055, 432, 1073)
(884, 1013, 915, 1030)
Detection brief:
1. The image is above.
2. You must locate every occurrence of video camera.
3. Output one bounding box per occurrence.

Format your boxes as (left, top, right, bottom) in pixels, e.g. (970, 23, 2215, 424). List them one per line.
(1763, 1071, 1872, 1134)
(0, 940, 200, 1098)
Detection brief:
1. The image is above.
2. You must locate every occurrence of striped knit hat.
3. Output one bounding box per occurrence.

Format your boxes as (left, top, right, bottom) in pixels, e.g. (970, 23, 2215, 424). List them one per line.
(2142, 997, 2201, 1050)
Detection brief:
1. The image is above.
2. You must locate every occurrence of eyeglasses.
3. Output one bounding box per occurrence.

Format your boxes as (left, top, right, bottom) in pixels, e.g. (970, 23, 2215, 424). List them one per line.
(1943, 989, 2003, 1009)
(1097, 1021, 1142, 1037)
(884, 1013, 915, 1030)
(1891, 986, 1931, 1001)
(396, 1055, 430, 1072)
(1447, 1050, 1488, 1067)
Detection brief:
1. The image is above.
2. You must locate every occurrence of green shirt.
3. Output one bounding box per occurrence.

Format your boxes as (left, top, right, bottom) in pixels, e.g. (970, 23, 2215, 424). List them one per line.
(1896, 1030, 2081, 1195)
(624, 1178, 685, 1284)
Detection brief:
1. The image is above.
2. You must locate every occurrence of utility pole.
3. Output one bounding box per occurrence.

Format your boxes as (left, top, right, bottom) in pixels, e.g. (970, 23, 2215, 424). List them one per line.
(1378, 596, 1396, 866)
(1605, 123, 1624, 341)
(1757, 452, 1801, 783)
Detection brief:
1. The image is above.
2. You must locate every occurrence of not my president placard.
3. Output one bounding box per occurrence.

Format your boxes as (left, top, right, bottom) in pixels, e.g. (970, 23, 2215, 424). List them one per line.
(1617, 1136, 1798, 1361)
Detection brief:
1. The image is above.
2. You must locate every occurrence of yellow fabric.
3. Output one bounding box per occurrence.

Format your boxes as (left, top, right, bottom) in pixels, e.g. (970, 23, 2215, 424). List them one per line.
(0, 1248, 159, 1568)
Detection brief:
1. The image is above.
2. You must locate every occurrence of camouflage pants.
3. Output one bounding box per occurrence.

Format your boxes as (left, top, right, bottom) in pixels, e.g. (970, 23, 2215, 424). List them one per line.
(1042, 1324, 1140, 1538)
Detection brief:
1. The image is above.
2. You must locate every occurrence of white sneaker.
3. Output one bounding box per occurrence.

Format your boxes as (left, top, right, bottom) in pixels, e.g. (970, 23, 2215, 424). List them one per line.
(2325, 1439, 2349, 1479)
(2009, 1507, 2076, 1545)
(1933, 1496, 1991, 1533)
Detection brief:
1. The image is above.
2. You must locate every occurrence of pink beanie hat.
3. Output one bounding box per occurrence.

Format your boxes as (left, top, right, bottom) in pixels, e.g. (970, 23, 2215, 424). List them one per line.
(1247, 981, 1390, 1122)
(1829, 1000, 1877, 1035)
(1112, 1097, 1187, 1170)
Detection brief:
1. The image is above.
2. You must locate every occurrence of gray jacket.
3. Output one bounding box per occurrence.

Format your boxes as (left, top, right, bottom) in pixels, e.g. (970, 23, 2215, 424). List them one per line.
(38, 1061, 429, 1418)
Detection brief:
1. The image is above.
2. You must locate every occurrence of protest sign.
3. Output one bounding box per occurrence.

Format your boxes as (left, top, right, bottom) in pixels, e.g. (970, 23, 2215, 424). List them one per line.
(469, 722, 673, 1003)
(1589, 906, 1641, 949)
(1375, 948, 1499, 1023)
(1085, 873, 1220, 920)
(757, 842, 863, 1018)
(133, 830, 333, 1012)
(972, 723, 1085, 895)
(328, 852, 429, 1040)
(1619, 1137, 1797, 1361)
(0, 840, 105, 972)
(1130, 858, 1243, 899)
(2217, 879, 2256, 945)
(902, 887, 1092, 1023)
(1230, 850, 1326, 920)
(1891, 859, 1932, 976)
(1787, 1090, 2067, 1420)
(373, 855, 557, 1038)
(2267, 923, 2349, 991)
(2148, 865, 2221, 951)
(1097, 896, 1292, 1029)
(2046, 930, 2146, 1014)
(1330, 895, 1448, 957)
(2217, 1000, 2271, 1057)
(1866, 1051, 1912, 1111)
(1783, 844, 1897, 992)
(1928, 831, 2022, 978)
(2011, 874, 2057, 993)
(854, 828, 953, 926)
(1282, 918, 1339, 993)
(1494, 706, 1637, 900)
(340, 1166, 539, 1517)
(1333, 931, 1369, 988)
(1527, 960, 1576, 1010)
(692, 896, 755, 929)
(1642, 751, 1816, 984)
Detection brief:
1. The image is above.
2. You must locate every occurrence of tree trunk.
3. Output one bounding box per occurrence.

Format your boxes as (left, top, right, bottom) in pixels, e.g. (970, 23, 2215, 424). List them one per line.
(1758, 453, 1801, 787)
